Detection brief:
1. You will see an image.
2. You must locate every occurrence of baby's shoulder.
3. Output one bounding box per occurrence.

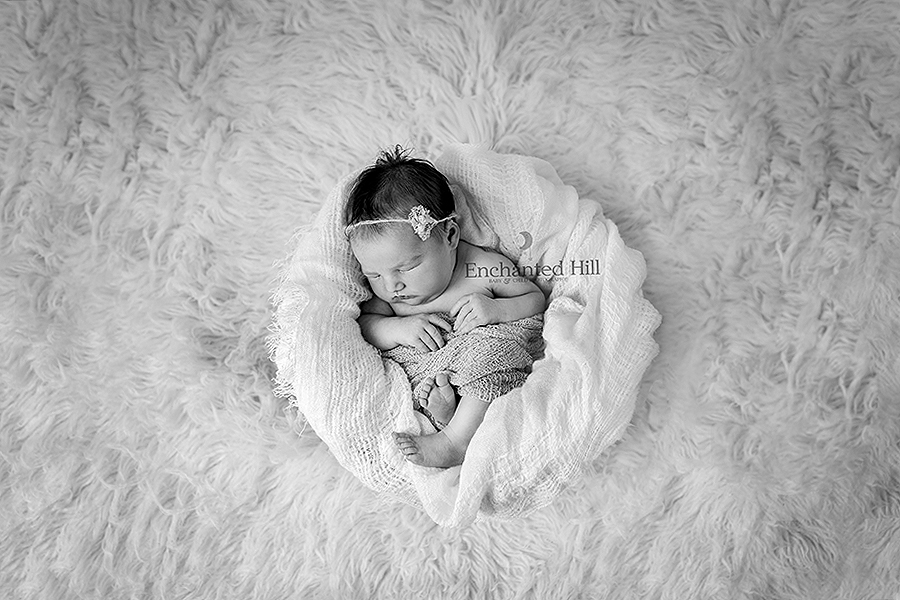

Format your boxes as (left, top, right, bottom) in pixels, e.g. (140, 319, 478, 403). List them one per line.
(460, 241, 513, 267)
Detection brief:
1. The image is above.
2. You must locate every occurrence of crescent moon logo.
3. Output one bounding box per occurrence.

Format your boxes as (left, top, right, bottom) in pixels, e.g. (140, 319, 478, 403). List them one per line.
(516, 231, 533, 251)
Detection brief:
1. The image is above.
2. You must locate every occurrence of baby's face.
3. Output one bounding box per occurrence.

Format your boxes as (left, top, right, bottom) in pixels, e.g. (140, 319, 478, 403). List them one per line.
(350, 224, 458, 307)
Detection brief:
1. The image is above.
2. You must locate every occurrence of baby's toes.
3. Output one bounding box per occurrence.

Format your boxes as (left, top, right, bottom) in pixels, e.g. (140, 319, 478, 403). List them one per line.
(393, 432, 420, 457)
(415, 377, 435, 406)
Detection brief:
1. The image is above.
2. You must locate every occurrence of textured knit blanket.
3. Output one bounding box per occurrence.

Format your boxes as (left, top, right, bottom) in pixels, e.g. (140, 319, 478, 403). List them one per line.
(270, 143, 661, 527)
(384, 313, 545, 411)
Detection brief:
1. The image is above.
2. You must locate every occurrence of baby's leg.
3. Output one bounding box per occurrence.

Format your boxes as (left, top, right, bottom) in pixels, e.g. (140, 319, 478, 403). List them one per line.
(393, 394, 489, 468)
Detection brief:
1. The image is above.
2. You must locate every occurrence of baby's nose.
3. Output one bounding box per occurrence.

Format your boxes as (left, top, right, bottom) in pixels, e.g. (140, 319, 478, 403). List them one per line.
(385, 275, 404, 291)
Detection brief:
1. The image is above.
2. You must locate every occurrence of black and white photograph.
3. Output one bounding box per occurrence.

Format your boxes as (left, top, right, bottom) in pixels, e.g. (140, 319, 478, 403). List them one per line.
(1, 0, 899, 598)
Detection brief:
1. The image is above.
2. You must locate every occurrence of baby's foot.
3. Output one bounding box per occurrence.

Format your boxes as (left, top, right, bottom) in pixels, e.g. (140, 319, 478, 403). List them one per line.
(415, 372, 457, 428)
(393, 431, 466, 468)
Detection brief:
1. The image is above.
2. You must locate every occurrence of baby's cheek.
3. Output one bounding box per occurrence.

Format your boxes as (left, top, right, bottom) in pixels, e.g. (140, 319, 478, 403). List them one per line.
(365, 279, 383, 297)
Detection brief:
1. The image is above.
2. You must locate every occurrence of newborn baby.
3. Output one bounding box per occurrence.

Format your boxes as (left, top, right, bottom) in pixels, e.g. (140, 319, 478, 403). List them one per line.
(344, 146, 546, 468)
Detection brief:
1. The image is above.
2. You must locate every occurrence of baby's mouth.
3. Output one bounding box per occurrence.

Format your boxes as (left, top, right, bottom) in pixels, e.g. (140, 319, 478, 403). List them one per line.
(391, 294, 414, 302)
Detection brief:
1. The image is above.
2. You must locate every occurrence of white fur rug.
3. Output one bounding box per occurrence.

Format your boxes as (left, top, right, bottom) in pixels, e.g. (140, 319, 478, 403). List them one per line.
(2, 0, 899, 598)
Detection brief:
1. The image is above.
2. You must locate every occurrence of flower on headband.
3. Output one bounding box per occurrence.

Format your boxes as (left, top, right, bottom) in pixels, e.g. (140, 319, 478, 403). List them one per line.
(408, 205, 438, 241)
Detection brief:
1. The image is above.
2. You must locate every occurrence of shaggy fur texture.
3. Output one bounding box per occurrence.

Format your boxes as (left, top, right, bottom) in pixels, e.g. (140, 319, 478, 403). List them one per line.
(1, 0, 899, 598)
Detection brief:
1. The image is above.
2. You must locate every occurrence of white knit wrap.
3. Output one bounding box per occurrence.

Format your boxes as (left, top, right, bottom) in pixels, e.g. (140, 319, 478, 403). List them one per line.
(269, 144, 662, 527)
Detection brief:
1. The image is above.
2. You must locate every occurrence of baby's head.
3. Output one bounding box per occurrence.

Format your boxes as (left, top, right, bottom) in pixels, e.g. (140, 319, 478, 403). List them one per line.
(344, 146, 459, 307)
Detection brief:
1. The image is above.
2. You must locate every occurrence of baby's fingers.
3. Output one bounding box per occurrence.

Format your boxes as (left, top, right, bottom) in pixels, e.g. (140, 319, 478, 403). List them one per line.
(455, 311, 474, 335)
(427, 314, 452, 333)
(459, 308, 488, 334)
(424, 324, 445, 350)
(449, 295, 470, 318)
(418, 331, 439, 353)
(453, 304, 473, 331)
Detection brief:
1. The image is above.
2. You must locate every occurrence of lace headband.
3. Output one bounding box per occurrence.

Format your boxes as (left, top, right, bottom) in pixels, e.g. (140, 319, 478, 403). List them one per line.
(344, 205, 457, 241)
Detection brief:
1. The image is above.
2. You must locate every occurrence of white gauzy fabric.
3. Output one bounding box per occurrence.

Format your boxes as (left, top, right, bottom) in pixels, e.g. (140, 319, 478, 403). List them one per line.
(269, 144, 661, 527)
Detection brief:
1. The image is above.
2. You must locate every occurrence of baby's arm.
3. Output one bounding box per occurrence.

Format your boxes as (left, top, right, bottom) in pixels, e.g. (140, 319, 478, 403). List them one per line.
(359, 296, 452, 352)
(451, 251, 545, 334)
(357, 296, 401, 350)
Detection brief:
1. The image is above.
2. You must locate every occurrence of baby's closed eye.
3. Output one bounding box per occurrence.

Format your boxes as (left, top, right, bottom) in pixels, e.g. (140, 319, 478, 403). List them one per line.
(393, 262, 420, 274)
(364, 266, 415, 278)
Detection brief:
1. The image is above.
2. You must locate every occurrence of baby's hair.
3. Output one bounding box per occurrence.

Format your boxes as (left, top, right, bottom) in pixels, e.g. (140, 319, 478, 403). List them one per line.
(344, 145, 455, 239)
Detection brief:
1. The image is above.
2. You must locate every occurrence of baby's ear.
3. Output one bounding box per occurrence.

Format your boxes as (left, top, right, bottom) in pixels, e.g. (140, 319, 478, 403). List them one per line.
(443, 221, 461, 248)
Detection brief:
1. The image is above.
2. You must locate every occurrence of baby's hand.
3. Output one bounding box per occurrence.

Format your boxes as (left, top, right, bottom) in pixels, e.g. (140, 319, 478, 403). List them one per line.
(450, 292, 500, 335)
(395, 314, 452, 353)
